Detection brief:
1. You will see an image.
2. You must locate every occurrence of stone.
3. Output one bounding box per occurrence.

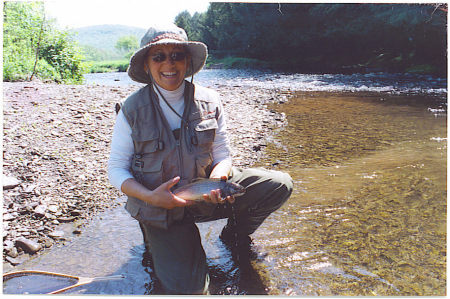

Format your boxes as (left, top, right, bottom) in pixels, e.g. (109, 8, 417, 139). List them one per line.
(34, 205, 47, 217)
(70, 210, 82, 216)
(23, 184, 37, 193)
(5, 256, 24, 266)
(6, 247, 18, 258)
(4, 240, 14, 251)
(3, 176, 20, 190)
(15, 237, 41, 254)
(3, 213, 15, 221)
(48, 205, 59, 213)
(48, 230, 65, 239)
(57, 216, 75, 223)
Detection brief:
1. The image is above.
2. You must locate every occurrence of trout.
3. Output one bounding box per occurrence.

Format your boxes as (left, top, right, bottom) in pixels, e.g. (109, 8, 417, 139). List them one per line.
(173, 179, 246, 201)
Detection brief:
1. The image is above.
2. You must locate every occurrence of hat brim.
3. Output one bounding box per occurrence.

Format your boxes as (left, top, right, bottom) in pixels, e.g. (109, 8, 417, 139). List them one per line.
(127, 39, 208, 84)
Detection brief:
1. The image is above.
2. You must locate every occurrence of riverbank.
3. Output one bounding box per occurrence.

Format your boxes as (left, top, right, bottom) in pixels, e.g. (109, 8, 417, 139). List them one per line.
(2, 80, 291, 266)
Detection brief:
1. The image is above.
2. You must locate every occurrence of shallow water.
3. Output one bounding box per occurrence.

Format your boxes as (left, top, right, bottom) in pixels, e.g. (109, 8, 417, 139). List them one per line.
(5, 72, 447, 295)
(84, 69, 447, 95)
(252, 91, 447, 295)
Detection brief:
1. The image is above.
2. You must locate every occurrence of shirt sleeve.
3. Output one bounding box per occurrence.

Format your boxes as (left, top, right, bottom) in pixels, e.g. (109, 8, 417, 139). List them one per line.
(107, 110, 135, 191)
(211, 95, 232, 166)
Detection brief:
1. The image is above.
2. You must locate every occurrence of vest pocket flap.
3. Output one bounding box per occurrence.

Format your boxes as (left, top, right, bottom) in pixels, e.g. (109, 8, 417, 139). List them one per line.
(137, 205, 167, 222)
(194, 118, 218, 131)
(131, 128, 159, 143)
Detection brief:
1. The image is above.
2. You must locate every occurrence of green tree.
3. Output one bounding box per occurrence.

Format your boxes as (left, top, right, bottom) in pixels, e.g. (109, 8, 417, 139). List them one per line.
(175, 3, 446, 75)
(115, 35, 139, 58)
(3, 1, 86, 83)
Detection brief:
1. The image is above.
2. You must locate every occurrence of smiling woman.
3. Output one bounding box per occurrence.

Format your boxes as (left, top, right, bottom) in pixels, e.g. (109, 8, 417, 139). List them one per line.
(107, 23, 293, 295)
(145, 45, 189, 91)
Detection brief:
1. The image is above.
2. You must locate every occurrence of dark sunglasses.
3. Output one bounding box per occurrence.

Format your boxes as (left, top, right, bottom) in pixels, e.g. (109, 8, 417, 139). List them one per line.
(151, 52, 187, 63)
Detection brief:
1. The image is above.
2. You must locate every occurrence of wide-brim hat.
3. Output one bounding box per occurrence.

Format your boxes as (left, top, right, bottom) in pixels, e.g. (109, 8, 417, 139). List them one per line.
(127, 24, 208, 84)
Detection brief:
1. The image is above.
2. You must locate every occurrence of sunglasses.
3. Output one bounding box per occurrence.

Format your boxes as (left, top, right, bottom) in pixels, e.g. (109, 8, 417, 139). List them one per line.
(151, 52, 187, 63)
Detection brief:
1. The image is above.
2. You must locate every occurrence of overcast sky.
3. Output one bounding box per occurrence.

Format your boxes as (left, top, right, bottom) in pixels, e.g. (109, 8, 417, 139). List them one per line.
(44, 0, 211, 29)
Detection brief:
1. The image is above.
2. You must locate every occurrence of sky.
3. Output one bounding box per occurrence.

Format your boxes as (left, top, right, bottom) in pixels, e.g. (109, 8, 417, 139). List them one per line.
(44, 0, 211, 29)
(44, 0, 433, 29)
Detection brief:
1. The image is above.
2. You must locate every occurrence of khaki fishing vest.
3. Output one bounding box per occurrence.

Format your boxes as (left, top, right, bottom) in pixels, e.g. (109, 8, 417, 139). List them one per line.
(120, 81, 220, 229)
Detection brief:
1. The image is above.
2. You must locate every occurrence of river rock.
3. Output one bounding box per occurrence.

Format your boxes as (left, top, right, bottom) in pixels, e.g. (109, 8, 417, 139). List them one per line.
(15, 237, 41, 254)
(47, 205, 59, 213)
(57, 216, 75, 223)
(48, 230, 65, 239)
(3, 176, 20, 190)
(3, 213, 15, 221)
(6, 247, 19, 258)
(70, 210, 82, 216)
(34, 204, 47, 217)
(4, 240, 15, 251)
(5, 256, 25, 266)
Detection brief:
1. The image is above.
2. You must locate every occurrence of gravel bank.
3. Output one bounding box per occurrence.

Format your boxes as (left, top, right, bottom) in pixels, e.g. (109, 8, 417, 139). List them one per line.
(2, 80, 291, 266)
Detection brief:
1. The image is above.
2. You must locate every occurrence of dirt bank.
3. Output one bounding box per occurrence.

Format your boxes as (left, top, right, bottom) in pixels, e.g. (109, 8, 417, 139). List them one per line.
(3, 80, 291, 266)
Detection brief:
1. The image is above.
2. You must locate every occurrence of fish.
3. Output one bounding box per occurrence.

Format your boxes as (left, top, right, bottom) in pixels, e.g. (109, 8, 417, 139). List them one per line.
(172, 179, 246, 201)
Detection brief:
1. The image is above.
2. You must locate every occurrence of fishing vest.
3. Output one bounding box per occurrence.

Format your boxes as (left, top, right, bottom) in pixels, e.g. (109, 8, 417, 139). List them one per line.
(120, 81, 220, 229)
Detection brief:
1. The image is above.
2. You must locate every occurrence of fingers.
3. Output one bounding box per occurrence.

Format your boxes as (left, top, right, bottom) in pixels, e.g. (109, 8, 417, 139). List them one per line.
(165, 176, 180, 189)
(202, 189, 226, 204)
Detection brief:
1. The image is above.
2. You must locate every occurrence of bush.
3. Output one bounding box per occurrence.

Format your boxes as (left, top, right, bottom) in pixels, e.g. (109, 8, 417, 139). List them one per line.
(3, 2, 87, 83)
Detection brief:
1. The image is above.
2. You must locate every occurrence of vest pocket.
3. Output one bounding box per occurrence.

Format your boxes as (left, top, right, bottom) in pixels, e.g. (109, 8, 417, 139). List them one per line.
(131, 130, 164, 190)
(125, 197, 169, 230)
(195, 154, 213, 178)
(131, 128, 161, 153)
(193, 118, 218, 150)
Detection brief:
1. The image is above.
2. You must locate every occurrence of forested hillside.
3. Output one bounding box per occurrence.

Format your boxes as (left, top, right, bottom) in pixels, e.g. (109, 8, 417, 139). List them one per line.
(176, 3, 447, 75)
(72, 25, 146, 61)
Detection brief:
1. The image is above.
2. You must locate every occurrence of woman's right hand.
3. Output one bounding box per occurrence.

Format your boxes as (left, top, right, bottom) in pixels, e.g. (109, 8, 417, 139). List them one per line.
(121, 176, 192, 210)
(147, 176, 193, 209)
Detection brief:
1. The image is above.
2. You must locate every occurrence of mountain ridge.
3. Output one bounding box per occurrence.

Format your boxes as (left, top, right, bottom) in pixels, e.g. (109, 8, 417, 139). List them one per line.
(71, 24, 147, 60)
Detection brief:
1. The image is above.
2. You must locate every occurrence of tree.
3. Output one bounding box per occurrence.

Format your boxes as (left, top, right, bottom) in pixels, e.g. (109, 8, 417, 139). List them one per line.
(115, 35, 139, 58)
(174, 3, 446, 75)
(3, 1, 86, 83)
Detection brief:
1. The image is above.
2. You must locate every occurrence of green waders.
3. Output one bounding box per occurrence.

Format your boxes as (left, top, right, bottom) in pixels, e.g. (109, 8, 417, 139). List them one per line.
(139, 167, 293, 294)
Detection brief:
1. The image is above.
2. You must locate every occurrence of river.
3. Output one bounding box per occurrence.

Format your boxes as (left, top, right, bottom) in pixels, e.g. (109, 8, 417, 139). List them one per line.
(5, 70, 447, 295)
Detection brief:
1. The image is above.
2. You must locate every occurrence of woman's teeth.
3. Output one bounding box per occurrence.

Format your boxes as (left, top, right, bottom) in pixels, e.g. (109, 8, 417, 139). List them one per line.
(162, 72, 176, 77)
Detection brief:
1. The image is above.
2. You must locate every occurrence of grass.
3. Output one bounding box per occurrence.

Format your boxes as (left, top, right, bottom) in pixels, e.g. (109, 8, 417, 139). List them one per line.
(86, 59, 129, 73)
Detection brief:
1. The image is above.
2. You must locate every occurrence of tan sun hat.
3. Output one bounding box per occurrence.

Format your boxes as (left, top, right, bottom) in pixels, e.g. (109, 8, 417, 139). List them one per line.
(127, 23, 208, 84)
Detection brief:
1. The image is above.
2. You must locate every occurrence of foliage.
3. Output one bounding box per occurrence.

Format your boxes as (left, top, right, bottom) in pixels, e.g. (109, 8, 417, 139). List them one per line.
(115, 35, 139, 59)
(72, 25, 146, 61)
(175, 3, 447, 75)
(3, 1, 87, 83)
(205, 55, 269, 69)
(86, 60, 129, 73)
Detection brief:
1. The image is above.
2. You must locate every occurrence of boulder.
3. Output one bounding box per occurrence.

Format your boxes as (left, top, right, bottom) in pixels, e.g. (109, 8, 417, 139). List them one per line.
(15, 237, 41, 254)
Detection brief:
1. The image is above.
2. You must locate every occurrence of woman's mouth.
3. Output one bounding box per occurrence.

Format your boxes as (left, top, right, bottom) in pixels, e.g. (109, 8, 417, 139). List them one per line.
(161, 71, 178, 78)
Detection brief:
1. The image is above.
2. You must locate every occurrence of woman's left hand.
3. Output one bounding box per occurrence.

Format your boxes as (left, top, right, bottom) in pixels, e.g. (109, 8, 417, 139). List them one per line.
(203, 175, 235, 204)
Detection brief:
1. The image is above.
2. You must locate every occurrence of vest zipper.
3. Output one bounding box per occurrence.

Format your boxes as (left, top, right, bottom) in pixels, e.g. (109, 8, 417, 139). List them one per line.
(176, 138, 184, 179)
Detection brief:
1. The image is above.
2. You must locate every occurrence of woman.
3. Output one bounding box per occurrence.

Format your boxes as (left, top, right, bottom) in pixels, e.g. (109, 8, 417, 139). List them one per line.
(108, 24, 293, 295)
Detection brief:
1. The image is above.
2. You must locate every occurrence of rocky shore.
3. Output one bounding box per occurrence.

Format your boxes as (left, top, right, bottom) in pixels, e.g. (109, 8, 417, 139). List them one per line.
(3, 80, 291, 266)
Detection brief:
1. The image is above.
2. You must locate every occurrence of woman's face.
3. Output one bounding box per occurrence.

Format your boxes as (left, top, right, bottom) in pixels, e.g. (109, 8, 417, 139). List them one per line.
(145, 44, 189, 91)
